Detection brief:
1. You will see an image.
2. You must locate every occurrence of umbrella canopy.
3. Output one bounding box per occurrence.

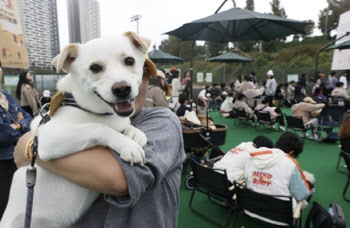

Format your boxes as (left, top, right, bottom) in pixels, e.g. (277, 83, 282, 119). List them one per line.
(207, 52, 251, 63)
(148, 49, 184, 63)
(326, 40, 350, 50)
(165, 7, 312, 42)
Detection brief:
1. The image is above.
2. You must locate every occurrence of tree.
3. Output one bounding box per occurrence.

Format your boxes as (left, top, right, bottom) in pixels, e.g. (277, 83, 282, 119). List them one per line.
(245, 0, 254, 10)
(302, 19, 315, 38)
(205, 42, 229, 58)
(318, 0, 350, 38)
(270, 0, 287, 18)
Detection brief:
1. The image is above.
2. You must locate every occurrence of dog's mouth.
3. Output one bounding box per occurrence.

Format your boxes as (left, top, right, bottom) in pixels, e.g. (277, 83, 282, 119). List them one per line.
(94, 91, 135, 117)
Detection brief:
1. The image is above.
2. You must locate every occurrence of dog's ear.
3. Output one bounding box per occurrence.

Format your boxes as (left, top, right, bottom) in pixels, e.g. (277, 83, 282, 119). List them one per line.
(124, 31, 151, 54)
(52, 44, 79, 73)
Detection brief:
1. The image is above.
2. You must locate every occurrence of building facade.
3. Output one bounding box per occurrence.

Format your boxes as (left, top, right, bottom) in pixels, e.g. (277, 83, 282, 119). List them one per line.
(67, 0, 101, 44)
(17, 0, 60, 68)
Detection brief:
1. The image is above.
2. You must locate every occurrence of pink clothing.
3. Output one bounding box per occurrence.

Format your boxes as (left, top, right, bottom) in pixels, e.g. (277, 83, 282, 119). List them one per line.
(254, 104, 277, 118)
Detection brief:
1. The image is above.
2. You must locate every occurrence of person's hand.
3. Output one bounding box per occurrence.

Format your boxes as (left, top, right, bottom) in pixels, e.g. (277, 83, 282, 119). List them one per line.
(10, 123, 17, 130)
(17, 112, 24, 121)
(14, 132, 34, 168)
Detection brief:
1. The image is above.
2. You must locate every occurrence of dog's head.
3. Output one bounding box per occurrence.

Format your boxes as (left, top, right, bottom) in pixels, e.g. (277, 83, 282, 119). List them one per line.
(52, 31, 151, 117)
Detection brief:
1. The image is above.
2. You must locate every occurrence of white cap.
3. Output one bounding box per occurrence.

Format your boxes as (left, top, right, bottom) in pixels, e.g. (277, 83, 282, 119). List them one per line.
(267, 70, 274, 76)
(43, 90, 50, 98)
(206, 93, 211, 97)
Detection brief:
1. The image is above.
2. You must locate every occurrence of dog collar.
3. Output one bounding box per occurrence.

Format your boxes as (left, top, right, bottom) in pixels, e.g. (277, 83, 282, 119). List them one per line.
(63, 93, 114, 116)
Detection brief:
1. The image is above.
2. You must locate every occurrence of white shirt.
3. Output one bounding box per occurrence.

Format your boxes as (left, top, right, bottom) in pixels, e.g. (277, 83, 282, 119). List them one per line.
(339, 75, 348, 89)
(198, 89, 207, 100)
(220, 97, 234, 112)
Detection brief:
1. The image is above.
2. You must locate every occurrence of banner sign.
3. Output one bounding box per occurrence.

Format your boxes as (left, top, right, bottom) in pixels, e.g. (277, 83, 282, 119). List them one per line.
(0, 0, 29, 69)
(331, 10, 350, 70)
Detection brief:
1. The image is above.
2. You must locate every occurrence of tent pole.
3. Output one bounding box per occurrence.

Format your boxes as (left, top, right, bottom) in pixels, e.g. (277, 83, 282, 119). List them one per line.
(190, 41, 195, 101)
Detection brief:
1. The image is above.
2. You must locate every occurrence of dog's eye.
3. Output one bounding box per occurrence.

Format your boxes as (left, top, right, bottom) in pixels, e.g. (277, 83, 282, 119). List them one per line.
(90, 64, 103, 73)
(124, 57, 135, 66)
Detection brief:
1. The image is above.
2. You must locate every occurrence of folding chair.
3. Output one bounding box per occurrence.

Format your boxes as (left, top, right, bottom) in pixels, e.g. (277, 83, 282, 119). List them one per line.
(235, 109, 249, 127)
(339, 151, 350, 202)
(304, 202, 334, 228)
(233, 183, 302, 228)
(336, 139, 350, 175)
(188, 158, 235, 227)
(286, 116, 313, 140)
(255, 110, 275, 132)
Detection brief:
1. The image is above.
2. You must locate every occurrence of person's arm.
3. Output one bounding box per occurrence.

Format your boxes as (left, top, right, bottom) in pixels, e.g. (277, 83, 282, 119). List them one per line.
(6, 94, 32, 132)
(14, 132, 128, 196)
(289, 166, 311, 201)
(152, 88, 168, 108)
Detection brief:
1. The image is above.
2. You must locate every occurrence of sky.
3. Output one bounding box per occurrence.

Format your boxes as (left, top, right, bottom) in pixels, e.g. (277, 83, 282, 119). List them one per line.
(57, 0, 329, 51)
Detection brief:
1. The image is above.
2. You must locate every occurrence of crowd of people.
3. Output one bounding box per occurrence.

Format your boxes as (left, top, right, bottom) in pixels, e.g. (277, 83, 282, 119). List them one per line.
(1, 62, 350, 227)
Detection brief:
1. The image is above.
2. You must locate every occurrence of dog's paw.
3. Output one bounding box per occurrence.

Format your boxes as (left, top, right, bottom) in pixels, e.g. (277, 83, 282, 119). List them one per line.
(124, 126, 147, 149)
(118, 141, 146, 166)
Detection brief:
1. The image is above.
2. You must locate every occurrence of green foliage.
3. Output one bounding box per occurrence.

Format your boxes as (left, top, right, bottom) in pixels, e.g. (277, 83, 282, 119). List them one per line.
(270, 0, 287, 18)
(245, 0, 255, 11)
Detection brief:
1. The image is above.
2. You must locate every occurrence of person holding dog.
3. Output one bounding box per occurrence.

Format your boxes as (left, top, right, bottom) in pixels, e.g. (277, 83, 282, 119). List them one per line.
(0, 66, 32, 220)
(13, 59, 185, 227)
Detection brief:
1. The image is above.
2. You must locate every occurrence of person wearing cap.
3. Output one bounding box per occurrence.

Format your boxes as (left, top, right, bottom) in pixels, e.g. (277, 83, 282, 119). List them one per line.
(265, 70, 277, 106)
(13, 59, 185, 227)
(166, 67, 177, 84)
(291, 97, 325, 140)
(0, 66, 32, 219)
(144, 70, 169, 108)
(40, 90, 51, 113)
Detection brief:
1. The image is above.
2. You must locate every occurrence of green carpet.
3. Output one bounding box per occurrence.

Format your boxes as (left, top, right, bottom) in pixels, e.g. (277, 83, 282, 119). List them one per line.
(178, 110, 349, 228)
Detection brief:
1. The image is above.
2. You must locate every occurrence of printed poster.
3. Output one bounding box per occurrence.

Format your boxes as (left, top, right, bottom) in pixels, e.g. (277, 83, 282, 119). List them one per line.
(0, 0, 29, 68)
(197, 72, 203, 82)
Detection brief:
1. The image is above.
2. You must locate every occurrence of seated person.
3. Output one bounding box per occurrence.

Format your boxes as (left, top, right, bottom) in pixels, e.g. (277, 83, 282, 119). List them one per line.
(220, 91, 235, 118)
(312, 87, 327, 104)
(176, 93, 190, 117)
(210, 83, 223, 111)
(331, 82, 350, 100)
(144, 73, 169, 108)
(286, 81, 296, 104)
(254, 98, 286, 132)
(197, 85, 212, 109)
(291, 97, 325, 140)
(244, 132, 313, 226)
(213, 136, 273, 184)
(233, 94, 257, 124)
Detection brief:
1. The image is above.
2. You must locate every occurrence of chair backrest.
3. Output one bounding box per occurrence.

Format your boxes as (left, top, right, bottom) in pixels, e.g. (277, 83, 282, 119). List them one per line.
(340, 151, 350, 174)
(286, 116, 305, 131)
(255, 111, 272, 124)
(189, 158, 233, 200)
(236, 109, 247, 119)
(305, 202, 333, 228)
(341, 140, 350, 153)
(235, 183, 294, 226)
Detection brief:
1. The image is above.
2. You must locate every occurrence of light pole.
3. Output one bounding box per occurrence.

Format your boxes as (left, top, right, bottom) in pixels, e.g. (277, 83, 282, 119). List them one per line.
(130, 14, 142, 34)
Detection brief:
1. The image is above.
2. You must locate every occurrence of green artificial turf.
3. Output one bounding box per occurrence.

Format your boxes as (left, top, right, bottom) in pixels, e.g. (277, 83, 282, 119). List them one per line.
(177, 110, 349, 228)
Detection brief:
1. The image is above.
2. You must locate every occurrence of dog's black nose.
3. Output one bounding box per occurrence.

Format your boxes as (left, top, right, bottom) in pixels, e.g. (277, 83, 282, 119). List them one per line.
(112, 82, 132, 98)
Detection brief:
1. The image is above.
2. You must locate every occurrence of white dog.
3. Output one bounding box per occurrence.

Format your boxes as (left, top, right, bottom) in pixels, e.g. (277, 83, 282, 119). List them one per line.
(0, 31, 153, 228)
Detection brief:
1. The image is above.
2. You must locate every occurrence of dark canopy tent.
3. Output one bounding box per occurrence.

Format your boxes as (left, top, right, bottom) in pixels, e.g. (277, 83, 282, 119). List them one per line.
(148, 49, 184, 63)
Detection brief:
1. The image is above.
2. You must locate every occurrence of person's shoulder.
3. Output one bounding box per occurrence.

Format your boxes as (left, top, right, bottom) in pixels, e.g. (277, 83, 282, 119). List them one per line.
(133, 108, 180, 126)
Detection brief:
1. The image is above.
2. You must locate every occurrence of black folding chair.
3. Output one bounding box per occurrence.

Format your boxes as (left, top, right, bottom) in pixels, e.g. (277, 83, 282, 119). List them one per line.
(336, 140, 350, 175)
(286, 116, 311, 140)
(233, 182, 301, 228)
(305, 202, 334, 228)
(339, 151, 350, 202)
(235, 109, 249, 127)
(255, 110, 275, 132)
(188, 158, 235, 227)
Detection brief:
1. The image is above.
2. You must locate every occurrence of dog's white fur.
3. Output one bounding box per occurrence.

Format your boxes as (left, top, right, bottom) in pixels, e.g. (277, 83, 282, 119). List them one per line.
(0, 32, 151, 228)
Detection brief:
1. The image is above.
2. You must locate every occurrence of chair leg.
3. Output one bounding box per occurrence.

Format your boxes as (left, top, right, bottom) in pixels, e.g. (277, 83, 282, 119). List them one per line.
(343, 178, 350, 203)
(232, 206, 239, 228)
(336, 152, 348, 175)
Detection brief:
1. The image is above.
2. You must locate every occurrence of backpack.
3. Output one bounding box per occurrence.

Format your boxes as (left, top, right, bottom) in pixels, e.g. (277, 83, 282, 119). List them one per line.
(305, 202, 346, 228)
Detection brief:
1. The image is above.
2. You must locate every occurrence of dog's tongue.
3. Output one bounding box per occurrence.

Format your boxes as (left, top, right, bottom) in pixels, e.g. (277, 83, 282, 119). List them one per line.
(116, 100, 132, 112)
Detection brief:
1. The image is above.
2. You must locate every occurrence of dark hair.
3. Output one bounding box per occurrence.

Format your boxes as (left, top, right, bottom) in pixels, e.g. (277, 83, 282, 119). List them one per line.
(261, 97, 268, 104)
(159, 68, 165, 74)
(275, 132, 304, 157)
(253, 136, 273, 148)
(250, 72, 256, 76)
(237, 75, 242, 82)
(205, 85, 210, 90)
(172, 70, 179, 78)
(331, 71, 337, 76)
(301, 73, 306, 78)
(237, 94, 245, 101)
(212, 83, 218, 87)
(290, 80, 295, 84)
(179, 93, 188, 104)
(16, 71, 31, 100)
(313, 87, 322, 96)
(342, 71, 347, 75)
(336, 82, 344, 87)
(183, 71, 189, 77)
(229, 82, 234, 88)
(244, 75, 251, 82)
(227, 91, 233, 97)
(220, 83, 226, 89)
